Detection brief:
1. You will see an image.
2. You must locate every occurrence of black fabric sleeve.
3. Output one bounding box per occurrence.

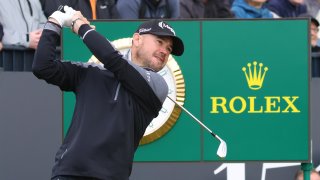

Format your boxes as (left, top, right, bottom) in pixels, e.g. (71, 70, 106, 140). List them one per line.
(32, 22, 84, 92)
(78, 24, 162, 116)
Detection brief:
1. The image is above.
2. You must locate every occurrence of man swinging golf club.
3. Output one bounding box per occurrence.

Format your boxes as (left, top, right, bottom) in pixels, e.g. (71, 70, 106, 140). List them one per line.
(33, 5, 184, 180)
(33, 5, 227, 180)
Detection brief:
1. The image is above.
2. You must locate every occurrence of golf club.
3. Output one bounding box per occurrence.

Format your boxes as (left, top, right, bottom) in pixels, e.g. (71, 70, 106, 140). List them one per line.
(167, 96, 227, 158)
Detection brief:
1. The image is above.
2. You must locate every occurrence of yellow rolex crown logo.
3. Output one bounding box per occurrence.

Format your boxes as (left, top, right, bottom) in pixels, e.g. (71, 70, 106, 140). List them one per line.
(242, 61, 268, 90)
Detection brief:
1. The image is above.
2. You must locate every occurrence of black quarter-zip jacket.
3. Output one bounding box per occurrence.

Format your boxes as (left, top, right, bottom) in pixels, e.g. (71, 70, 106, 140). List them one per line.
(32, 22, 168, 180)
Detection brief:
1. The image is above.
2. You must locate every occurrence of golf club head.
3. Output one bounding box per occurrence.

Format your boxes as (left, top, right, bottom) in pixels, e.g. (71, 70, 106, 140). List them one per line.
(216, 138, 227, 158)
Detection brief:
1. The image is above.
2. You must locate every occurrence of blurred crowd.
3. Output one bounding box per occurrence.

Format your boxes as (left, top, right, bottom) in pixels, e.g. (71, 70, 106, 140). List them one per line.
(0, 0, 319, 73)
(0, 0, 319, 50)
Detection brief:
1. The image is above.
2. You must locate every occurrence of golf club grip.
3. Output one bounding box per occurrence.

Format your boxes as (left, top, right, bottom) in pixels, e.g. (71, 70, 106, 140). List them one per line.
(57, 5, 65, 12)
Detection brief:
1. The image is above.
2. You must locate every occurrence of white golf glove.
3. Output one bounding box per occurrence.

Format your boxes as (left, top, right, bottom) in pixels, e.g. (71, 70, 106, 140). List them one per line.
(49, 6, 76, 27)
(63, 6, 76, 26)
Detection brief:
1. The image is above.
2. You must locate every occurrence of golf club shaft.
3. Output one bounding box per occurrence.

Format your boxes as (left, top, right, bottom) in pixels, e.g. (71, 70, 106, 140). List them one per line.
(167, 96, 217, 138)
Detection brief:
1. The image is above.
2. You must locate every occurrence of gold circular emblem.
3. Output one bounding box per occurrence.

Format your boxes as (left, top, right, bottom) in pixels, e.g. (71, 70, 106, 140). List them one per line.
(88, 38, 185, 145)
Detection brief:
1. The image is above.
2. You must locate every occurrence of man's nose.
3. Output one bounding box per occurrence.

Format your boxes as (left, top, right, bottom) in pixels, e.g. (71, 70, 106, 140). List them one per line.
(159, 46, 170, 56)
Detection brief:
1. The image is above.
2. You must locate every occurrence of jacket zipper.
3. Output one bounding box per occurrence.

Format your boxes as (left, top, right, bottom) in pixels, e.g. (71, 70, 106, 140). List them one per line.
(60, 148, 68, 159)
(114, 83, 121, 101)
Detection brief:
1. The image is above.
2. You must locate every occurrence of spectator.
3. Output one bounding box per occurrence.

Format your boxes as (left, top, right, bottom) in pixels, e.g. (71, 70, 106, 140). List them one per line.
(225, 0, 234, 8)
(40, 0, 119, 19)
(266, 0, 307, 17)
(307, 15, 320, 77)
(310, 16, 320, 50)
(304, 0, 320, 18)
(300, 13, 320, 77)
(231, 0, 273, 18)
(0, 0, 47, 49)
(301, 0, 320, 45)
(117, 0, 179, 19)
(0, 23, 3, 51)
(295, 169, 320, 180)
(180, 0, 233, 18)
(38, 0, 61, 18)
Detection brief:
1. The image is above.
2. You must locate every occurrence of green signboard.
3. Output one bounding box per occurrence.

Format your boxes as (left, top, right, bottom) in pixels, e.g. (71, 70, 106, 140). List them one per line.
(202, 20, 309, 161)
(62, 19, 309, 162)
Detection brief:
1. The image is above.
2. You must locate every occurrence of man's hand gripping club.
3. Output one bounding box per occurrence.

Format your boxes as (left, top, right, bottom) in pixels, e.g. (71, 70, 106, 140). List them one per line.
(48, 6, 94, 34)
(48, 6, 76, 27)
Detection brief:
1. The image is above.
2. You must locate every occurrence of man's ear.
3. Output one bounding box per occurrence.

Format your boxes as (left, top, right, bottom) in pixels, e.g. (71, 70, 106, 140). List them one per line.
(132, 33, 140, 47)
